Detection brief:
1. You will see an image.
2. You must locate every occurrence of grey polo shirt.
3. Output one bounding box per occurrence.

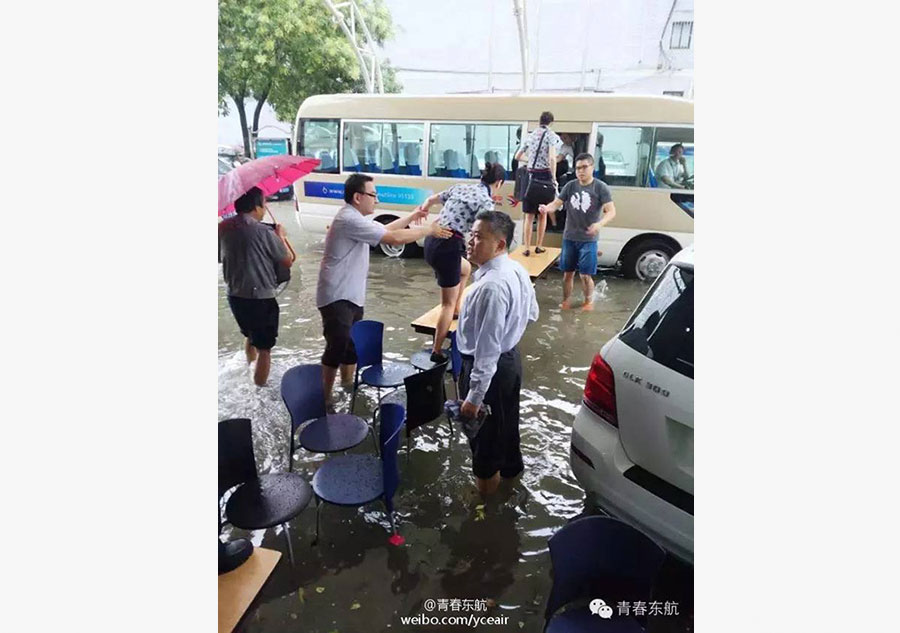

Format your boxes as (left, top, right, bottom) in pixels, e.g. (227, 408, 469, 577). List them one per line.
(316, 204, 388, 308)
(218, 213, 288, 299)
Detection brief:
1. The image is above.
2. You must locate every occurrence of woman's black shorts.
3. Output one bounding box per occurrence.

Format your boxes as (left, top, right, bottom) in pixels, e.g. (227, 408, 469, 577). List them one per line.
(424, 234, 466, 288)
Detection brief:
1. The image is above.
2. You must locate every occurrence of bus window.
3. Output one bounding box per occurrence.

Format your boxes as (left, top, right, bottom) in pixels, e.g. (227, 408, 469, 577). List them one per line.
(343, 121, 425, 175)
(652, 127, 694, 191)
(594, 126, 654, 187)
(299, 119, 339, 173)
(429, 123, 522, 179)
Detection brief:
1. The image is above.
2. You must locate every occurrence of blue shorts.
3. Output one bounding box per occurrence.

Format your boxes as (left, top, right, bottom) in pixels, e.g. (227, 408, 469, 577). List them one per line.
(559, 239, 598, 275)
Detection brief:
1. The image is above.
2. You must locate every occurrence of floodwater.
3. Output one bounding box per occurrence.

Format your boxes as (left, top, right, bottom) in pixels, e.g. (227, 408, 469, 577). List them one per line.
(218, 202, 693, 632)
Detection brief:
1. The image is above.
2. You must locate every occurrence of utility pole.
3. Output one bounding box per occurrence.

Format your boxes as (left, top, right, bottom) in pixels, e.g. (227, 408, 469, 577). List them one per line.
(512, 0, 530, 93)
(321, 0, 384, 93)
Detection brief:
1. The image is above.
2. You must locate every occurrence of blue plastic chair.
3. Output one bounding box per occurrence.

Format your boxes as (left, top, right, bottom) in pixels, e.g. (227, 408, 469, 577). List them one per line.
(377, 362, 452, 461)
(544, 516, 666, 632)
(281, 364, 374, 465)
(350, 320, 417, 414)
(310, 403, 406, 545)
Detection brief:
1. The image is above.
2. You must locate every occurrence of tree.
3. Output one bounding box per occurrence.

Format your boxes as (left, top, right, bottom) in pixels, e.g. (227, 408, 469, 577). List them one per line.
(218, 0, 401, 157)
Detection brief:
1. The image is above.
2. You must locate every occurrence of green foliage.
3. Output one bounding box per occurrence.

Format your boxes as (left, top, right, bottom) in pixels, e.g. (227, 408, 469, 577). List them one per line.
(219, 0, 402, 131)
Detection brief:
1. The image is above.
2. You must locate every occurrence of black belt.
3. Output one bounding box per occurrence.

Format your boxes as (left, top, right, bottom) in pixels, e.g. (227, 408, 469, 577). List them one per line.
(460, 348, 518, 362)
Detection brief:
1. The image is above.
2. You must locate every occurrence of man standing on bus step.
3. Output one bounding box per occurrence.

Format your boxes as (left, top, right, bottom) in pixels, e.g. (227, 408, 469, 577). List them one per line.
(317, 173, 452, 407)
(219, 186, 295, 386)
(457, 211, 539, 497)
(539, 153, 616, 311)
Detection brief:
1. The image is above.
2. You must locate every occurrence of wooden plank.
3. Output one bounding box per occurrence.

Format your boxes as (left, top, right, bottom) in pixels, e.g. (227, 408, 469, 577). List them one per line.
(509, 245, 561, 279)
(410, 282, 481, 336)
(218, 547, 281, 633)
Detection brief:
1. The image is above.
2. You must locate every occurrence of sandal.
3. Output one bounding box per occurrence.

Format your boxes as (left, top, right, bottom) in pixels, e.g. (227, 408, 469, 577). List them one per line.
(535, 246, 546, 254)
(523, 249, 531, 257)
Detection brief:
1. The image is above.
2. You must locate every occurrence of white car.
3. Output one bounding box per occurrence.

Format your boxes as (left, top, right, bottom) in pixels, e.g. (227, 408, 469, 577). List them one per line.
(570, 246, 694, 563)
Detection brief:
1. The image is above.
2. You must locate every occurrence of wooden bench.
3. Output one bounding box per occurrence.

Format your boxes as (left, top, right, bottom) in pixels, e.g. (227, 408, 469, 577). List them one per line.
(218, 547, 281, 633)
(508, 245, 561, 279)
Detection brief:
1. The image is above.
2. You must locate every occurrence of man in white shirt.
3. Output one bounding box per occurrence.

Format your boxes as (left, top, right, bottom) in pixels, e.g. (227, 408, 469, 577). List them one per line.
(457, 211, 539, 496)
(656, 143, 692, 189)
(317, 173, 451, 405)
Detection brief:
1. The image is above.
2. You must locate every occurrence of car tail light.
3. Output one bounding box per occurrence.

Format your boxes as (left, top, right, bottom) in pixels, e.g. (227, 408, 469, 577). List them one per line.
(583, 353, 618, 427)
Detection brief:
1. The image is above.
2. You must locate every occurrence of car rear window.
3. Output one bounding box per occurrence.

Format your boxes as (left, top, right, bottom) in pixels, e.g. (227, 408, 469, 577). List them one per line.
(619, 263, 693, 379)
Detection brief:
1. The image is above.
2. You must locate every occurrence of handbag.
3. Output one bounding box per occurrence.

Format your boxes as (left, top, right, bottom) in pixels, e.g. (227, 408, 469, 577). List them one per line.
(444, 400, 493, 440)
(523, 128, 555, 201)
(262, 222, 292, 289)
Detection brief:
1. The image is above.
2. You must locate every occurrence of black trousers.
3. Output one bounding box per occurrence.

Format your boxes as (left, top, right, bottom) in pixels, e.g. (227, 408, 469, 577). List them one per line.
(458, 348, 524, 480)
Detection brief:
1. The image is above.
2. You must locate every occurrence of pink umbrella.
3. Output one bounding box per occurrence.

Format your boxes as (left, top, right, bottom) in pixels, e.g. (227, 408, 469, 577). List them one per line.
(218, 155, 321, 217)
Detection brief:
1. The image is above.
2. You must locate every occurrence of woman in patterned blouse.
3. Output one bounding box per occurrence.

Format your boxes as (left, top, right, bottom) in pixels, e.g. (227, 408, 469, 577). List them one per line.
(418, 162, 505, 362)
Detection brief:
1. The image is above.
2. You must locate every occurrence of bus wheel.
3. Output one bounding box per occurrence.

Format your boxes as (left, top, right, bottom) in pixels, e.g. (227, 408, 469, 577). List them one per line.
(375, 216, 422, 258)
(621, 238, 675, 281)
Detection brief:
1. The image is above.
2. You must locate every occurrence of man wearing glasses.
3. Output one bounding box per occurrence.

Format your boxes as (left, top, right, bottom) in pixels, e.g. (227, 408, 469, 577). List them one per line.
(538, 153, 616, 311)
(316, 173, 452, 406)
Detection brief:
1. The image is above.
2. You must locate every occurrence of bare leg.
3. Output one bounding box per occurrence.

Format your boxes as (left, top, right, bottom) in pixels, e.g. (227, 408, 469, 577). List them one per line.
(433, 285, 460, 355)
(454, 258, 471, 316)
(322, 364, 339, 403)
(254, 349, 272, 386)
(580, 273, 595, 311)
(523, 214, 533, 252)
(476, 471, 502, 497)
(536, 211, 548, 248)
(339, 363, 355, 388)
(244, 338, 258, 364)
(561, 271, 575, 309)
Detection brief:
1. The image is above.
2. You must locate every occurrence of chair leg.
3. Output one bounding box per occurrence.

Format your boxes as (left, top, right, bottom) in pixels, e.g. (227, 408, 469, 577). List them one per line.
(288, 433, 294, 473)
(312, 497, 322, 547)
(369, 423, 379, 456)
(282, 522, 295, 566)
(351, 374, 359, 413)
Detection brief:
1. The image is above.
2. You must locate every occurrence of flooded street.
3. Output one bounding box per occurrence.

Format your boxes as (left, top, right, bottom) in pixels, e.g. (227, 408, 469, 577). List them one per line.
(219, 201, 691, 632)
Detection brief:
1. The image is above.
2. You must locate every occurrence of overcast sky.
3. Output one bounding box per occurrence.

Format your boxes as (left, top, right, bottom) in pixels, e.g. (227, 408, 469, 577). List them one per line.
(218, 0, 684, 146)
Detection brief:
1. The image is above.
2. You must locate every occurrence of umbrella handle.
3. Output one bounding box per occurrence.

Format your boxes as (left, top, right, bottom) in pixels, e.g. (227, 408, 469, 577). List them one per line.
(266, 206, 296, 263)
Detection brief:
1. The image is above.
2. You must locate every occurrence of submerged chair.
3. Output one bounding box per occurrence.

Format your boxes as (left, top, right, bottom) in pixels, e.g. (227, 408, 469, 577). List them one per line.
(218, 418, 313, 566)
(310, 403, 406, 545)
(396, 363, 451, 460)
(544, 516, 666, 632)
(281, 364, 374, 465)
(350, 320, 417, 414)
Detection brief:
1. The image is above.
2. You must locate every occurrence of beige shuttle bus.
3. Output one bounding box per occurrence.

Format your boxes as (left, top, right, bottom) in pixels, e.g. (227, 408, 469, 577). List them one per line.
(292, 93, 693, 280)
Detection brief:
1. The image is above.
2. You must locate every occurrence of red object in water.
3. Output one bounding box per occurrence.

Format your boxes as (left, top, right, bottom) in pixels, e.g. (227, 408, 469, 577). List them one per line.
(388, 534, 406, 546)
(218, 155, 320, 217)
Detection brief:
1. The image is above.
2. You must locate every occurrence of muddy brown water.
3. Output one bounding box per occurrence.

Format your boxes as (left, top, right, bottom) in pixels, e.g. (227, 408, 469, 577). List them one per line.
(218, 201, 692, 632)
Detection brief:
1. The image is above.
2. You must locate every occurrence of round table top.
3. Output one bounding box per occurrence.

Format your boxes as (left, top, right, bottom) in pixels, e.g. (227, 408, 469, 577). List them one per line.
(311, 454, 383, 507)
(361, 361, 417, 388)
(226, 472, 313, 529)
(298, 413, 370, 453)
